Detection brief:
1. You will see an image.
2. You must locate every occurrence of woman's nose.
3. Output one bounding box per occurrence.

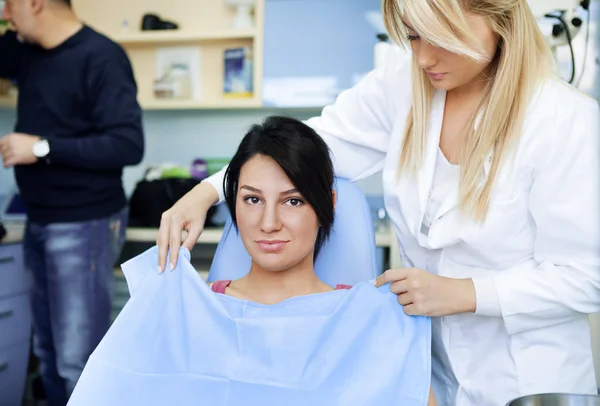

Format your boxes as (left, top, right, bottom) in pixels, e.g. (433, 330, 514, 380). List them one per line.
(414, 41, 438, 70)
(260, 204, 282, 233)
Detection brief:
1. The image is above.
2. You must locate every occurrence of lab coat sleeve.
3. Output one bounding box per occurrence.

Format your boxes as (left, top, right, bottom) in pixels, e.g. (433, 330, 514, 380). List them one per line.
(303, 48, 407, 182)
(202, 166, 226, 203)
(473, 99, 600, 336)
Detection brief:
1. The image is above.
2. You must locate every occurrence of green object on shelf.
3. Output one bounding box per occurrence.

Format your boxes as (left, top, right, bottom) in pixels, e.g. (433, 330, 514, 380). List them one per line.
(160, 167, 190, 179)
(206, 158, 230, 176)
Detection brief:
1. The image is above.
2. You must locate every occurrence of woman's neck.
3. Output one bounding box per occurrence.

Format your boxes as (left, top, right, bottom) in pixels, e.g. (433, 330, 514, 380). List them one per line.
(229, 256, 333, 304)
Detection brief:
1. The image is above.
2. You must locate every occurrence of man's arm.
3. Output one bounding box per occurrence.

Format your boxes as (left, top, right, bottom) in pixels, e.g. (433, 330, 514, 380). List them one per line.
(47, 44, 144, 170)
(0, 30, 23, 79)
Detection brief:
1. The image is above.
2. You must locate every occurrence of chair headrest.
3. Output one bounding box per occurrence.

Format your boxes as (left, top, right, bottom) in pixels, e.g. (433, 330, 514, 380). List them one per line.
(208, 178, 379, 286)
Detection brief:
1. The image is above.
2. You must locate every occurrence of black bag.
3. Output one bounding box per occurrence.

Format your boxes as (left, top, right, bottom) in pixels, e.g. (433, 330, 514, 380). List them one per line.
(128, 178, 217, 228)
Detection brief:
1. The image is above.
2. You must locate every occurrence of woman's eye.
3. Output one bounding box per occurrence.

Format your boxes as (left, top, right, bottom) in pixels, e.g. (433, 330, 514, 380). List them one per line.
(244, 196, 261, 205)
(285, 198, 304, 207)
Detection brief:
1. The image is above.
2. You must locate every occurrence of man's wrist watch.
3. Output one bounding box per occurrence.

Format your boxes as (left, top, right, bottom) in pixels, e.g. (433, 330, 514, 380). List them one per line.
(33, 138, 50, 159)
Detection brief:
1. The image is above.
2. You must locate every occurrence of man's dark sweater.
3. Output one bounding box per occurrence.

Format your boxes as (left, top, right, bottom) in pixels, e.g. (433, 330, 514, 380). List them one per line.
(0, 25, 144, 224)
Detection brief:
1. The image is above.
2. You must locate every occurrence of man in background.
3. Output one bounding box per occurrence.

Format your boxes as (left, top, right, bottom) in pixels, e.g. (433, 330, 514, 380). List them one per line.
(0, 0, 144, 404)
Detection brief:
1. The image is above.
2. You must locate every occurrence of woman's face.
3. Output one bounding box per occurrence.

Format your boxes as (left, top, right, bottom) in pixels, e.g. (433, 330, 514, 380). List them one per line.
(405, 13, 499, 92)
(235, 154, 321, 272)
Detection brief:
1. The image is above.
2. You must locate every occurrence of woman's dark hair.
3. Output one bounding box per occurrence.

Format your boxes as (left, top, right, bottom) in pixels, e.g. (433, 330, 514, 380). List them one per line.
(224, 115, 335, 258)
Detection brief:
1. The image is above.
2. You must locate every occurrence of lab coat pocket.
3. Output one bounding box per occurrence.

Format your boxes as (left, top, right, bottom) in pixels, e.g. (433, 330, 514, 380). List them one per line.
(507, 316, 597, 396)
(439, 256, 521, 402)
(460, 189, 532, 266)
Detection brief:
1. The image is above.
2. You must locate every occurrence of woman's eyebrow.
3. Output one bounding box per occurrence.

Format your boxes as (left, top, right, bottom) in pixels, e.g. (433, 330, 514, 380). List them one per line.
(240, 185, 262, 193)
(281, 188, 299, 196)
(240, 185, 298, 195)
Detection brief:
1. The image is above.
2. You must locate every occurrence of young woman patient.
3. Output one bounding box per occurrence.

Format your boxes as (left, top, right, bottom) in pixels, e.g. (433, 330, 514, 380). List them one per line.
(208, 115, 345, 303)
(206, 115, 436, 405)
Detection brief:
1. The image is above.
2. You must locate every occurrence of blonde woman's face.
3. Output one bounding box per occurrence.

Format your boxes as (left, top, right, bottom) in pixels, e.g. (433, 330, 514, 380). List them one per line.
(405, 13, 499, 92)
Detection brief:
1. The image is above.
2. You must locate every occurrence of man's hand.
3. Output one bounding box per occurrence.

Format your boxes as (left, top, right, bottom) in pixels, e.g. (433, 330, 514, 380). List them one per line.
(0, 133, 40, 168)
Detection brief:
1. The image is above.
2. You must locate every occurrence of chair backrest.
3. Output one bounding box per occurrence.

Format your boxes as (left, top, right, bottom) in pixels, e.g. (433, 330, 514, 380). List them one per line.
(207, 178, 379, 287)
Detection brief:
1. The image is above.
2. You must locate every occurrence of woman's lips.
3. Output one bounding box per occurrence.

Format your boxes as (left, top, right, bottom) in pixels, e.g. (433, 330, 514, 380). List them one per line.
(256, 240, 289, 252)
(427, 72, 447, 80)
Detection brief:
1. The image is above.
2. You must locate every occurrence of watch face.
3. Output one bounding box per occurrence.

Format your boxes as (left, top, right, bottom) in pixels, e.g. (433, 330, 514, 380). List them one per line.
(34, 140, 49, 158)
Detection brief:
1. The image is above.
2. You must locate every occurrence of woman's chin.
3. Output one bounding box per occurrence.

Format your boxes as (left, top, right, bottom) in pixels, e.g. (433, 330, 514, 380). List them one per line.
(252, 253, 294, 273)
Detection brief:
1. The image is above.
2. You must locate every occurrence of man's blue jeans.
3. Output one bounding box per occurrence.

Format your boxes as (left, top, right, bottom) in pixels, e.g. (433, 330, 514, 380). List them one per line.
(23, 207, 128, 406)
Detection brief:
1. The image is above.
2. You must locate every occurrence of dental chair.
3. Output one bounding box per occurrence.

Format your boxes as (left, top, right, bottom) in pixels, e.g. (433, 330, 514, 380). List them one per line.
(208, 177, 380, 286)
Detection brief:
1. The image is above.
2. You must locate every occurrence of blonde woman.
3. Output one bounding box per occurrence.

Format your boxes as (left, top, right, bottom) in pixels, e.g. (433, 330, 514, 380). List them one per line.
(156, 0, 600, 404)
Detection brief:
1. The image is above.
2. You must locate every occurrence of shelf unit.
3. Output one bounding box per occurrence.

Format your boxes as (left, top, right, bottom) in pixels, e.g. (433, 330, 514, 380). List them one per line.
(0, 0, 266, 111)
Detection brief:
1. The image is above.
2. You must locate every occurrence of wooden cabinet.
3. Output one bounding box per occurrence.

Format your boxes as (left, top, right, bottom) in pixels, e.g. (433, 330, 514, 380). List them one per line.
(0, 243, 31, 406)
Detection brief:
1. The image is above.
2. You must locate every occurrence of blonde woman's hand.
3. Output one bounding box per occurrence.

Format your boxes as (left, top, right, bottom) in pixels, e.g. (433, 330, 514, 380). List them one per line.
(374, 267, 476, 317)
(157, 182, 219, 273)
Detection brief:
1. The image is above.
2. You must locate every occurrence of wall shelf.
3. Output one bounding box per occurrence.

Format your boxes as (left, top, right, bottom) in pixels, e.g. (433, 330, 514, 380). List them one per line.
(142, 97, 261, 110)
(114, 29, 258, 45)
(0, 93, 265, 111)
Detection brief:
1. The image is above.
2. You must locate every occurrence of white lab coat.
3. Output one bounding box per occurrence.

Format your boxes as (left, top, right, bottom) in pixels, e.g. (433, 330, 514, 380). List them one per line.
(205, 47, 600, 406)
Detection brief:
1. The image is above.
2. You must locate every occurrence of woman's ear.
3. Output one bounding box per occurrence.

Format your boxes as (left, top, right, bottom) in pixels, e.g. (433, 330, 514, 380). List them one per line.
(332, 190, 337, 210)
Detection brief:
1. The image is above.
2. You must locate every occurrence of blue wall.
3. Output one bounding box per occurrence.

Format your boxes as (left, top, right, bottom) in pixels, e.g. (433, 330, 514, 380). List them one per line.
(262, 0, 382, 107)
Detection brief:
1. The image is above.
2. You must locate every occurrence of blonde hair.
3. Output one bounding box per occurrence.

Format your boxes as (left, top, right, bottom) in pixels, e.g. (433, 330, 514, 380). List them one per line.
(383, 0, 555, 221)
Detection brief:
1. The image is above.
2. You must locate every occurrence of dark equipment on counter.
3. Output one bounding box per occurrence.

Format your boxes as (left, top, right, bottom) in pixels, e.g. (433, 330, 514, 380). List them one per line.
(128, 178, 217, 228)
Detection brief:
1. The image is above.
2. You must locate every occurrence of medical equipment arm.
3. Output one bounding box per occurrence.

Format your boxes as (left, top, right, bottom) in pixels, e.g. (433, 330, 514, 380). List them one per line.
(473, 100, 600, 336)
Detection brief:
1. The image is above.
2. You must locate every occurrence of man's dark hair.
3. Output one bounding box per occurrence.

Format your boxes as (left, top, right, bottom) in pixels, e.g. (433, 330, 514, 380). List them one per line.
(224, 115, 335, 258)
